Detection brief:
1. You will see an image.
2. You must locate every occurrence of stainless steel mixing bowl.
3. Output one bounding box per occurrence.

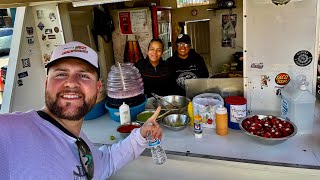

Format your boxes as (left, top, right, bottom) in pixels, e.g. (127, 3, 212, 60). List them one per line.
(161, 114, 190, 131)
(239, 115, 297, 145)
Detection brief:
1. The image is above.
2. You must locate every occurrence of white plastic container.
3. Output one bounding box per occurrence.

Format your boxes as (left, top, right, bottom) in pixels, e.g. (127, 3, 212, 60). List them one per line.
(119, 102, 131, 125)
(192, 93, 224, 129)
(281, 83, 316, 134)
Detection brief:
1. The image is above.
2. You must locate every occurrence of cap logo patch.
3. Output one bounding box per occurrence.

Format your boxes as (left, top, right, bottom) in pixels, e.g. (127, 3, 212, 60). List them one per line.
(178, 34, 183, 39)
(62, 45, 88, 55)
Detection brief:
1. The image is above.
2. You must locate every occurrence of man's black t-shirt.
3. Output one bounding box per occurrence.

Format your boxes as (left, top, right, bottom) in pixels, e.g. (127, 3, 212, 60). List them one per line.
(168, 49, 209, 96)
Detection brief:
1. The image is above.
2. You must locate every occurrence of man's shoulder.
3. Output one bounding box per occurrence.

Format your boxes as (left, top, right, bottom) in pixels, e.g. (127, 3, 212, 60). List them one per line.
(0, 110, 36, 122)
(189, 49, 202, 58)
(167, 56, 173, 62)
(167, 55, 181, 66)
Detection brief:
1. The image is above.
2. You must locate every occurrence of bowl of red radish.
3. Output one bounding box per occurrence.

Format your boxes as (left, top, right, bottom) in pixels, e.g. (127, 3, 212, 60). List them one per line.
(239, 115, 297, 145)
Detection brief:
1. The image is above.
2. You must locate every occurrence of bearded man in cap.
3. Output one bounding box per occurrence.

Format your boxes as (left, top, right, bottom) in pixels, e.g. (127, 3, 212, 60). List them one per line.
(0, 41, 162, 180)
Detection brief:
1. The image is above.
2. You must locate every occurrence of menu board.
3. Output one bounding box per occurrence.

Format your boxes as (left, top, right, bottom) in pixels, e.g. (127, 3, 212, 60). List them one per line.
(119, 9, 148, 34)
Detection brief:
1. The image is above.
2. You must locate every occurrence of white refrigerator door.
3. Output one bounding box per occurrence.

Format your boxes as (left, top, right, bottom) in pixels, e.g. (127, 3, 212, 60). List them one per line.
(244, 0, 318, 115)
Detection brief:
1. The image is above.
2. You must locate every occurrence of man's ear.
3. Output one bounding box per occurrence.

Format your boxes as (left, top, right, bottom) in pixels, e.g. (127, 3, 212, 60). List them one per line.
(45, 78, 48, 89)
(96, 80, 103, 99)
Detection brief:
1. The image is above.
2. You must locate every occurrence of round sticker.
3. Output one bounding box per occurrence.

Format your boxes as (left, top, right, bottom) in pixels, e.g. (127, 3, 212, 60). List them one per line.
(294, 50, 312, 67)
(45, 41, 51, 50)
(54, 27, 59, 33)
(275, 73, 290, 86)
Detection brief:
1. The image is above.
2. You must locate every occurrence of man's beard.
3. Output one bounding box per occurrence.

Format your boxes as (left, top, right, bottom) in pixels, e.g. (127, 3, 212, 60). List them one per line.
(45, 90, 97, 121)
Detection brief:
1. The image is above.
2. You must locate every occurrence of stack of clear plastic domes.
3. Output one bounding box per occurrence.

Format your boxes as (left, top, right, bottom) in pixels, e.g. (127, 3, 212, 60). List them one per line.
(106, 62, 145, 107)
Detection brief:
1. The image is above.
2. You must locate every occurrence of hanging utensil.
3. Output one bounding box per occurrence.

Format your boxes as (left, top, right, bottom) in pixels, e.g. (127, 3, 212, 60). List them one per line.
(151, 93, 180, 109)
(151, 93, 170, 110)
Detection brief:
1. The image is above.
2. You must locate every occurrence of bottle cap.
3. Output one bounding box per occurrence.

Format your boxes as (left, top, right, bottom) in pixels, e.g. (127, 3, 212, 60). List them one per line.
(216, 105, 227, 114)
(300, 84, 307, 90)
(194, 114, 202, 120)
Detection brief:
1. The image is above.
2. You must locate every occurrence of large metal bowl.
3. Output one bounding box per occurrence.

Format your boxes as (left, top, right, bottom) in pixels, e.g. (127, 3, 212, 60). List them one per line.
(161, 114, 190, 131)
(147, 95, 190, 114)
(239, 115, 297, 145)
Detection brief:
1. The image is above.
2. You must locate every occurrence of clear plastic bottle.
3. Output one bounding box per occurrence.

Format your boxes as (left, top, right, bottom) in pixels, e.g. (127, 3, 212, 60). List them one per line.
(147, 128, 167, 165)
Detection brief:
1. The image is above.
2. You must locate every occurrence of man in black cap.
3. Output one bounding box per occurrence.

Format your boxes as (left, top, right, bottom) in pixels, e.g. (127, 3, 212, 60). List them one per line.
(168, 34, 209, 96)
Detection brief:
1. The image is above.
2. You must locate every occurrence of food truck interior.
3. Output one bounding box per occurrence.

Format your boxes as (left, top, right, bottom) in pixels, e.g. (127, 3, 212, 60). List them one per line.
(0, 0, 320, 179)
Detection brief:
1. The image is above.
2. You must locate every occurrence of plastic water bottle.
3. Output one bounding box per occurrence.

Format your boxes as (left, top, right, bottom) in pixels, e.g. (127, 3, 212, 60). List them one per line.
(147, 127, 167, 165)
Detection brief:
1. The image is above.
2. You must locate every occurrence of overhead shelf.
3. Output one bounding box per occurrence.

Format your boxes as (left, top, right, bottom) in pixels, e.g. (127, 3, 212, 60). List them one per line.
(207, 5, 236, 11)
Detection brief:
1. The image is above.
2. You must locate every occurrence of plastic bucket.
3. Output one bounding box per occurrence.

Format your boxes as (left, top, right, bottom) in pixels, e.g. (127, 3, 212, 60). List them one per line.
(84, 98, 107, 121)
(105, 97, 147, 122)
(192, 93, 224, 128)
(225, 96, 247, 130)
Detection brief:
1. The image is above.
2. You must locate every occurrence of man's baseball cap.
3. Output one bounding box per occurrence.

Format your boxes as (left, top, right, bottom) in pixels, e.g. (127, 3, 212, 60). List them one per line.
(176, 34, 191, 44)
(46, 41, 100, 77)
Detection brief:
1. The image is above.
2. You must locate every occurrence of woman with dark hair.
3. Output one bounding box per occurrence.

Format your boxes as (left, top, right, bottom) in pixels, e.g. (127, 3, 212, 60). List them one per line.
(135, 38, 173, 97)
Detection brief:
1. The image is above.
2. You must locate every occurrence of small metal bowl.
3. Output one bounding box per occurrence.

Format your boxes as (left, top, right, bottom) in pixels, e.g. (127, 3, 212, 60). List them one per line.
(136, 110, 171, 125)
(136, 110, 155, 124)
(116, 122, 141, 138)
(239, 115, 297, 145)
(161, 114, 190, 131)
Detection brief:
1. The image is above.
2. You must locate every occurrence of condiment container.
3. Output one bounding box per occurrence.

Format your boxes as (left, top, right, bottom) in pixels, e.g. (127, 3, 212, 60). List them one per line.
(194, 114, 203, 138)
(225, 96, 247, 130)
(188, 101, 194, 126)
(119, 102, 131, 124)
(215, 105, 228, 136)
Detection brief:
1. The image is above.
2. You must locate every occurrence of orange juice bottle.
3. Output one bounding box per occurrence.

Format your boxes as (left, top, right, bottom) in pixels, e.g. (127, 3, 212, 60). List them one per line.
(215, 105, 228, 136)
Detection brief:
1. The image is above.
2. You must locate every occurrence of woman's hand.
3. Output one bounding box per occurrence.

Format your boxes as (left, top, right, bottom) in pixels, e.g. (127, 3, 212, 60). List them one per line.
(140, 106, 162, 140)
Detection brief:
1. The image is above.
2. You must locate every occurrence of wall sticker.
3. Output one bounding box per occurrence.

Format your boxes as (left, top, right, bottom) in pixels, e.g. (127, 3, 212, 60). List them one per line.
(26, 27, 34, 35)
(22, 58, 31, 68)
(275, 73, 290, 86)
(18, 71, 28, 79)
(250, 62, 264, 69)
(294, 50, 312, 67)
(38, 22, 45, 31)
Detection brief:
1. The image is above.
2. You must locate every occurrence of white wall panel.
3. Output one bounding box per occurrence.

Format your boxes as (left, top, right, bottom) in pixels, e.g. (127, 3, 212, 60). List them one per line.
(244, 0, 318, 115)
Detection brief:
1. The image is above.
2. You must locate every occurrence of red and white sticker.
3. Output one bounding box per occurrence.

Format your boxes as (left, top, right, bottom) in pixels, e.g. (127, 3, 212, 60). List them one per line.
(275, 73, 290, 86)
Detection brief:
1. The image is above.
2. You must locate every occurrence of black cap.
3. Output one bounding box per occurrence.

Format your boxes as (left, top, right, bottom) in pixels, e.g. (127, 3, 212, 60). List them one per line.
(176, 34, 191, 44)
